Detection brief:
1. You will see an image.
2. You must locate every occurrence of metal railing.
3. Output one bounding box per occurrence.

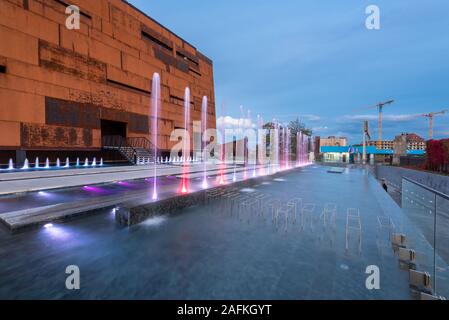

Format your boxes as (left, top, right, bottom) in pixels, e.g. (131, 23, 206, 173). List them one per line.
(402, 176, 449, 298)
(102, 135, 155, 165)
(127, 137, 155, 151)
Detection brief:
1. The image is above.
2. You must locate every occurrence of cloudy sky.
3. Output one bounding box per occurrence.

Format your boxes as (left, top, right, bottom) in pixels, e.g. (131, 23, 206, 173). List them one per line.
(129, 0, 449, 143)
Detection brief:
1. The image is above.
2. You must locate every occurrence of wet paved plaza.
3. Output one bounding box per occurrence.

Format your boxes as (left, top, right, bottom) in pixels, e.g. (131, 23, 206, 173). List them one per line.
(0, 165, 446, 299)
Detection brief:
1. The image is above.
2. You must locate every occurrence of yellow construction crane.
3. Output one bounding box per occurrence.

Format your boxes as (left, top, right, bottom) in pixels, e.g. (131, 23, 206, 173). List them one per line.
(355, 100, 394, 149)
(418, 110, 447, 140)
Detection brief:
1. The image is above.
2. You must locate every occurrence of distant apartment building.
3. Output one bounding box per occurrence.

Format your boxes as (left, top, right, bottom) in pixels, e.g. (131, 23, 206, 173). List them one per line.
(315, 136, 347, 162)
(367, 133, 426, 151)
(319, 136, 347, 147)
(320, 133, 426, 164)
(367, 140, 394, 150)
(405, 133, 426, 150)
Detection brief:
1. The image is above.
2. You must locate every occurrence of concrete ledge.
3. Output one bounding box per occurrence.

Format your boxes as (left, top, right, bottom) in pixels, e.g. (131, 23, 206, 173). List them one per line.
(0, 190, 149, 233)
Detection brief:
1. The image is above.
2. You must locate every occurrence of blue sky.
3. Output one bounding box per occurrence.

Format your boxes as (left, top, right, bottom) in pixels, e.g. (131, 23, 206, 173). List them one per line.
(128, 0, 449, 143)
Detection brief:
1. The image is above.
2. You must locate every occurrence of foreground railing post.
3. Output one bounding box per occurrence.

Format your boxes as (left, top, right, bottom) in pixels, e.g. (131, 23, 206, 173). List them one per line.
(433, 193, 437, 294)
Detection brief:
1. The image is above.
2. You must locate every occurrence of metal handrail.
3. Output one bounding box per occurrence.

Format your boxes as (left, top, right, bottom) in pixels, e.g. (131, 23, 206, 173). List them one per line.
(402, 176, 449, 295)
(102, 135, 156, 164)
(102, 135, 136, 164)
(403, 176, 449, 201)
(127, 137, 155, 151)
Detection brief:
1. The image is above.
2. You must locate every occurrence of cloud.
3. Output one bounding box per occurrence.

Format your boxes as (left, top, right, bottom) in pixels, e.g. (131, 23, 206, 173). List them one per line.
(303, 114, 321, 122)
(340, 114, 422, 123)
(312, 126, 329, 132)
(435, 131, 449, 136)
(268, 114, 321, 123)
(217, 116, 256, 130)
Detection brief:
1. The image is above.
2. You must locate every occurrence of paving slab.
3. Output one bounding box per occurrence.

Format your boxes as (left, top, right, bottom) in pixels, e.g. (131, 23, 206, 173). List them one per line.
(0, 164, 224, 195)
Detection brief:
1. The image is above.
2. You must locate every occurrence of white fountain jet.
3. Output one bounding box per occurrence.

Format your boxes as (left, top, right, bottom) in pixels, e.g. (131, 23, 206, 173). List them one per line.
(35, 157, 40, 169)
(92, 157, 97, 166)
(84, 158, 89, 167)
(100, 158, 104, 166)
(56, 158, 61, 168)
(45, 158, 50, 169)
(151, 73, 160, 200)
(22, 159, 29, 170)
(76, 157, 80, 166)
(64, 157, 70, 168)
(8, 159, 14, 170)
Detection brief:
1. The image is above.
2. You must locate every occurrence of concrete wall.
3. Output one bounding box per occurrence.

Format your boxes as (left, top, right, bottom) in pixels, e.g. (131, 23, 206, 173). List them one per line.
(375, 165, 449, 196)
(0, 0, 216, 154)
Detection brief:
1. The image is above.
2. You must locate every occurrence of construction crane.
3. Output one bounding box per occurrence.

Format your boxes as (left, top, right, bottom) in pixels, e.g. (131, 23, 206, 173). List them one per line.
(418, 110, 447, 140)
(355, 100, 394, 149)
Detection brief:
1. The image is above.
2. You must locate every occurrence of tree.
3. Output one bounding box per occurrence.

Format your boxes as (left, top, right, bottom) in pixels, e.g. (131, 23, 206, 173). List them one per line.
(288, 118, 313, 158)
(262, 118, 313, 161)
(425, 139, 448, 172)
(440, 139, 449, 173)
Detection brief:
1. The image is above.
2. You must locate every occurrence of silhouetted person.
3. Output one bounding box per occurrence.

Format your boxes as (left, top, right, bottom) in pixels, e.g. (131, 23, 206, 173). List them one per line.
(382, 179, 388, 192)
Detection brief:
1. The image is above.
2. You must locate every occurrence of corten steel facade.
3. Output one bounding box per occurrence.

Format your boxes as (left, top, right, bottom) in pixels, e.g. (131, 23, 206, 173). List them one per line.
(0, 0, 216, 164)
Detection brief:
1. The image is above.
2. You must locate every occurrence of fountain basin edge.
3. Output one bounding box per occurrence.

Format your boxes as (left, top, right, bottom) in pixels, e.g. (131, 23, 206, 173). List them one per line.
(115, 166, 303, 227)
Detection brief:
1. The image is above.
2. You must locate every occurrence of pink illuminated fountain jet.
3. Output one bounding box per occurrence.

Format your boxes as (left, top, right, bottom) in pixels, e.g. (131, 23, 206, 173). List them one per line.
(151, 73, 160, 200)
(202, 96, 208, 189)
(180, 87, 191, 194)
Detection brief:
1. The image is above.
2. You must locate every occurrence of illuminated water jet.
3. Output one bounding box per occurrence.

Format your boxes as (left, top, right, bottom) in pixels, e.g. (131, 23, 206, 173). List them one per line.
(201, 96, 208, 189)
(151, 73, 160, 200)
(179, 87, 191, 194)
(21, 159, 29, 170)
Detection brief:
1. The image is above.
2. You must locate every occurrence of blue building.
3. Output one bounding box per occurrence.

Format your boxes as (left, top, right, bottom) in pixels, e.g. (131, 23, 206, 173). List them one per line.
(320, 146, 425, 163)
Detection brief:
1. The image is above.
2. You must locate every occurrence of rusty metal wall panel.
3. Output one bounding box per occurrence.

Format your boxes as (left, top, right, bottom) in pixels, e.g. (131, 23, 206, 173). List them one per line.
(21, 123, 93, 148)
(154, 48, 189, 74)
(45, 97, 149, 134)
(128, 113, 148, 133)
(39, 40, 107, 83)
(141, 24, 173, 50)
(177, 47, 199, 65)
(46, 97, 100, 129)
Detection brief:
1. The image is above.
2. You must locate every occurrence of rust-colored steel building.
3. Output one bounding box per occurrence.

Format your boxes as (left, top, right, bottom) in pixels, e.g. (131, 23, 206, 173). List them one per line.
(0, 0, 216, 165)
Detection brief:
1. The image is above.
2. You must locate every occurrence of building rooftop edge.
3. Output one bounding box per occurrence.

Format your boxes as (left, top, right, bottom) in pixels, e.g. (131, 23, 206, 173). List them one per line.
(122, 0, 213, 64)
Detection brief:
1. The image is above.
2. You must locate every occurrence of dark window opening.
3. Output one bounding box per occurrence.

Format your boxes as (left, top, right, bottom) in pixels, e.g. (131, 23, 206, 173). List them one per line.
(189, 68, 202, 77)
(176, 51, 199, 67)
(101, 120, 127, 139)
(170, 95, 184, 106)
(141, 31, 173, 52)
(0, 65, 6, 74)
(107, 79, 151, 96)
(170, 95, 195, 107)
(53, 0, 92, 19)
